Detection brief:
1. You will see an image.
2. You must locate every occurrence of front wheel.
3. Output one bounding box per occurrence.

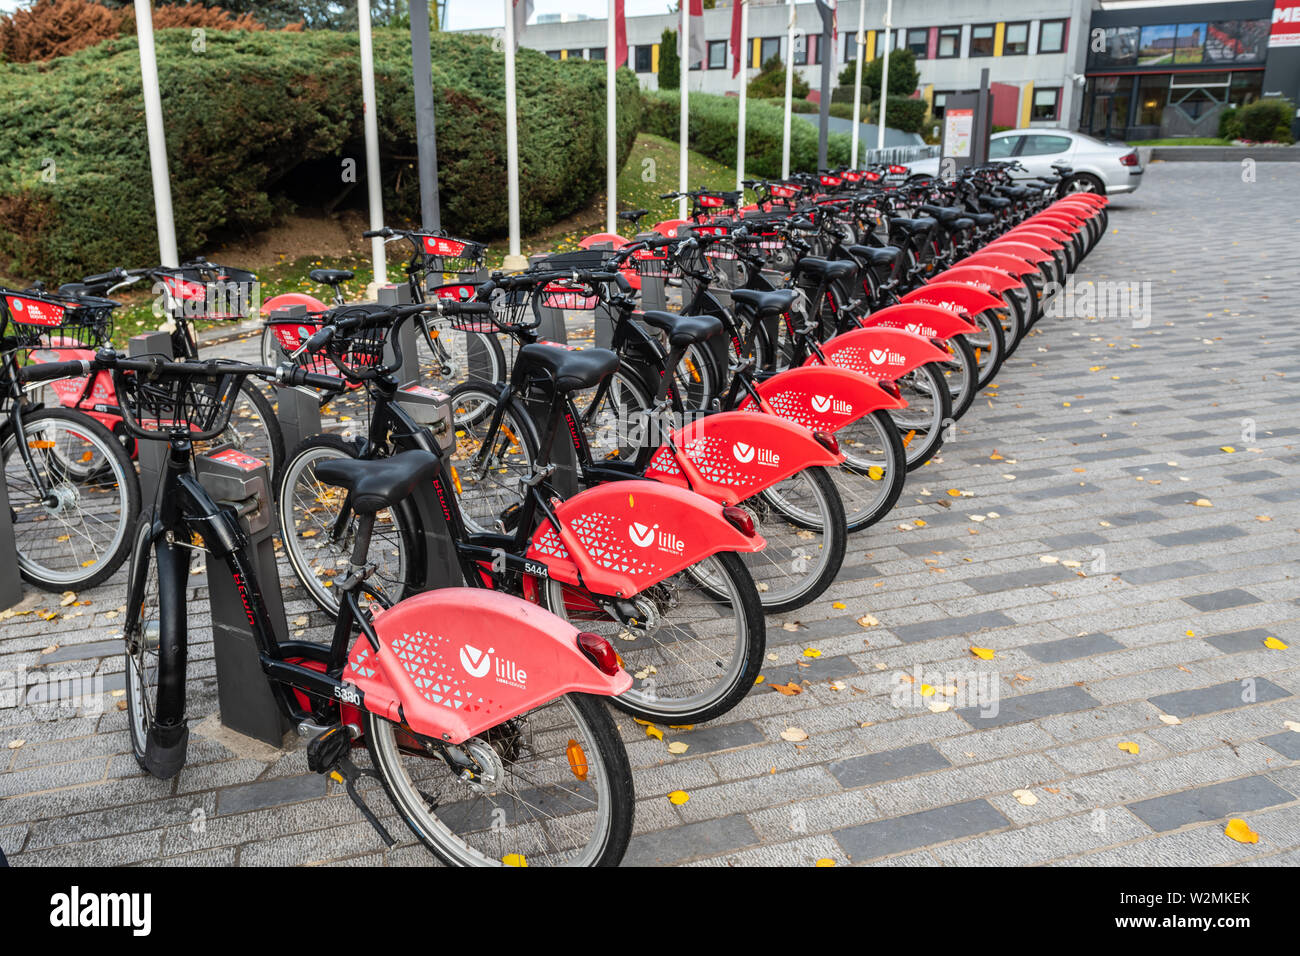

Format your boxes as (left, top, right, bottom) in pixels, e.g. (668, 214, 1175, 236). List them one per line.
(365, 692, 633, 866)
(890, 362, 953, 470)
(540, 550, 764, 724)
(939, 334, 980, 421)
(831, 409, 908, 532)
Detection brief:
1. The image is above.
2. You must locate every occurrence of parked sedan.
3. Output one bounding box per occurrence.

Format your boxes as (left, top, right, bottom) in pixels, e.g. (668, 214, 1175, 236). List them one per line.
(906, 128, 1143, 195)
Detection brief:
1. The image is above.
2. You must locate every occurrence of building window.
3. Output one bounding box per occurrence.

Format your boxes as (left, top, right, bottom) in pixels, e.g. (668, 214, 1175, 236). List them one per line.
(707, 39, 727, 70)
(932, 91, 951, 118)
(970, 24, 995, 57)
(936, 26, 961, 58)
(589, 46, 606, 61)
(1031, 87, 1061, 121)
(1003, 22, 1029, 56)
(760, 36, 781, 65)
(1038, 19, 1067, 54)
(545, 50, 562, 60)
(793, 31, 808, 65)
(634, 44, 653, 73)
(905, 28, 928, 59)
(567, 49, 585, 60)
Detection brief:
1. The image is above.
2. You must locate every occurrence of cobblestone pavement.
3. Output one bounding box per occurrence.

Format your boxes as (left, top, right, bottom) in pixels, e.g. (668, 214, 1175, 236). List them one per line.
(2, 162, 1297, 867)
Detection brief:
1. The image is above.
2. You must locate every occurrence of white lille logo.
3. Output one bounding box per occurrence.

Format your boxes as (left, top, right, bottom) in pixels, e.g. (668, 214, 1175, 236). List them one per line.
(868, 348, 889, 364)
(867, 348, 905, 366)
(732, 441, 756, 464)
(811, 395, 832, 413)
(459, 643, 492, 678)
(629, 522, 656, 548)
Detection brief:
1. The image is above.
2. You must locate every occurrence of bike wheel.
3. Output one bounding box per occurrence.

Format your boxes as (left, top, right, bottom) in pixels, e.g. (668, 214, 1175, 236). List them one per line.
(889, 362, 952, 470)
(277, 435, 420, 615)
(415, 315, 507, 391)
(446, 383, 540, 535)
(572, 367, 653, 465)
(968, 310, 1007, 389)
(365, 692, 633, 866)
(540, 551, 764, 724)
(195, 380, 284, 479)
(831, 409, 908, 532)
(678, 342, 716, 411)
(940, 334, 979, 421)
(740, 465, 845, 614)
(1, 407, 140, 590)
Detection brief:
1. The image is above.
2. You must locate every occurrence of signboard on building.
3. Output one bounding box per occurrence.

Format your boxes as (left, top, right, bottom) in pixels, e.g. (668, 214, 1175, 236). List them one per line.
(1270, 1, 1300, 47)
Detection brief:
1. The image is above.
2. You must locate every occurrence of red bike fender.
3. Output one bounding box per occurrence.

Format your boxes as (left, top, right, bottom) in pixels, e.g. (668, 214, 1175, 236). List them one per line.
(858, 303, 978, 339)
(811, 327, 951, 382)
(1002, 227, 1067, 252)
(348, 588, 632, 744)
(1055, 194, 1106, 211)
(932, 266, 1023, 294)
(260, 292, 329, 317)
(1026, 213, 1083, 235)
(983, 241, 1054, 265)
(653, 219, 690, 237)
(957, 252, 1040, 278)
(643, 410, 844, 505)
(737, 365, 905, 432)
(579, 232, 628, 249)
(527, 480, 764, 599)
(901, 283, 1004, 317)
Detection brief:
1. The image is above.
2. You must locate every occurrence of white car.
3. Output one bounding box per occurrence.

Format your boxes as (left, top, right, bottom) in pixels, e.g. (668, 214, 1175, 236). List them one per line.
(906, 128, 1143, 196)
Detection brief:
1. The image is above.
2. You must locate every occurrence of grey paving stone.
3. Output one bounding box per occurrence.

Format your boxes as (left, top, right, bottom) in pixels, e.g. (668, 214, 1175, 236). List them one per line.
(1126, 775, 1296, 832)
(958, 685, 1100, 729)
(1150, 524, 1248, 547)
(623, 813, 758, 866)
(1181, 588, 1261, 612)
(897, 537, 970, 557)
(37, 639, 124, 665)
(1119, 560, 1212, 585)
(891, 611, 1016, 644)
(762, 655, 862, 687)
(1024, 632, 1125, 664)
(1223, 470, 1282, 483)
(834, 799, 1009, 862)
(1260, 732, 1300, 762)
(828, 743, 952, 789)
(963, 564, 1077, 593)
(216, 773, 327, 815)
(660, 720, 765, 756)
(1204, 628, 1277, 655)
(1148, 678, 1291, 719)
(1103, 510, 1165, 527)
(1039, 532, 1108, 550)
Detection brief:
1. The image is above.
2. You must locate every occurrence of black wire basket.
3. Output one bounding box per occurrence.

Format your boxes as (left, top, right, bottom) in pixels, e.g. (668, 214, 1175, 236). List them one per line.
(629, 247, 678, 279)
(113, 360, 245, 441)
(428, 283, 498, 334)
(416, 235, 486, 276)
(324, 306, 389, 378)
(1, 288, 115, 351)
(158, 263, 259, 321)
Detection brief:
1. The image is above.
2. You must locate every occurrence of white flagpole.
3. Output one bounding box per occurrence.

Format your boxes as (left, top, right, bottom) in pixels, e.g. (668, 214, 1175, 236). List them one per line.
(877, 0, 892, 152)
(678, 1, 689, 220)
(504, 0, 525, 268)
(782, 0, 795, 179)
(358, 0, 387, 287)
(850, 0, 865, 167)
(737, 0, 748, 191)
(607, 0, 617, 234)
(133, 0, 177, 268)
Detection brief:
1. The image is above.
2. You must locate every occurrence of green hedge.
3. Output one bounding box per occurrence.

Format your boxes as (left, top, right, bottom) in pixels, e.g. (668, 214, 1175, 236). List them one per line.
(1236, 97, 1295, 144)
(0, 29, 642, 279)
(642, 89, 851, 177)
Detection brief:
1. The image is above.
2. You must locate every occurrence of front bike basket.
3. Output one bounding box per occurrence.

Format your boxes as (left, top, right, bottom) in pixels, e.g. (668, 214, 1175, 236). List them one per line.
(0, 287, 116, 351)
(324, 305, 390, 378)
(157, 263, 259, 322)
(113, 358, 246, 442)
(415, 234, 486, 276)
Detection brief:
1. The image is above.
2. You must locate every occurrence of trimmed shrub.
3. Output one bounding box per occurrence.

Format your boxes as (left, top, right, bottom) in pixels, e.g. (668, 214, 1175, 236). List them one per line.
(1236, 97, 1294, 144)
(0, 29, 642, 279)
(836, 48, 918, 102)
(658, 28, 678, 90)
(641, 89, 851, 177)
(748, 55, 809, 101)
(1218, 106, 1241, 141)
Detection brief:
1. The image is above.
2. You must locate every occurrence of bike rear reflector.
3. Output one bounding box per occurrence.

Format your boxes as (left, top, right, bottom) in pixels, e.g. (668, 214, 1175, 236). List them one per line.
(879, 380, 903, 400)
(577, 632, 622, 676)
(566, 739, 589, 781)
(1119, 151, 1139, 167)
(813, 430, 840, 455)
(723, 505, 756, 537)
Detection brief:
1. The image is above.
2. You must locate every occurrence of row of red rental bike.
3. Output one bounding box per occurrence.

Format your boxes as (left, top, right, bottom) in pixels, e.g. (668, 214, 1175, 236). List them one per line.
(2, 158, 1107, 865)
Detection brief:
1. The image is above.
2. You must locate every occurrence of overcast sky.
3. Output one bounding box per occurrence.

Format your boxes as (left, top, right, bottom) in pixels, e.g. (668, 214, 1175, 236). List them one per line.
(0, 1, 675, 24)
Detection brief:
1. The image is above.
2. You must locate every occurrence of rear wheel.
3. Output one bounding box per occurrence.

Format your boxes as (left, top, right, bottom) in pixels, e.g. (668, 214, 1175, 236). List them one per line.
(968, 311, 1006, 389)
(889, 362, 952, 470)
(541, 550, 764, 724)
(939, 334, 979, 420)
(415, 315, 507, 391)
(194, 380, 284, 480)
(446, 383, 541, 534)
(366, 692, 633, 866)
(831, 409, 907, 532)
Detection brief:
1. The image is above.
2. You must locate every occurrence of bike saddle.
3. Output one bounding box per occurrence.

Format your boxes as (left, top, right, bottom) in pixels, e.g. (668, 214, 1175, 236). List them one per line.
(915, 204, 965, 223)
(792, 258, 858, 282)
(940, 217, 976, 232)
(966, 212, 996, 228)
(314, 450, 440, 515)
(729, 288, 797, 318)
(846, 245, 900, 269)
(993, 185, 1033, 200)
(310, 269, 355, 285)
(639, 310, 723, 347)
(890, 217, 937, 236)
(619, 209, 649, 222)
(515, 342, 619, 393)
(978, 194, 1012, 209)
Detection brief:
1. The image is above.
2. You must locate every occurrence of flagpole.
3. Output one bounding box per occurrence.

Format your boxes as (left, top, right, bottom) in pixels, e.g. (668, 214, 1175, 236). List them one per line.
(607, 0, 617, 234)
(736, 0, 748, 192)
(503, 0, 525, 269)
(877, 0, 892, 152)
(781, 0, 795, 179)
(850, 0, 865, 167)
(133, 0, 177, 268)
(678, 1, 690, 221)
(358, 0, 387, 287)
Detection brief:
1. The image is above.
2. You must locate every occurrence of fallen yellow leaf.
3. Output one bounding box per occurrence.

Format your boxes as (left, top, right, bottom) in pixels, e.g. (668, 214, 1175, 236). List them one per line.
(1264, 636, 1288, 650)
(970, 646, 995, 660)
(1224, 818, 1258, 844)
(1220, 446, 1236, 453)
(780, 727, 809, 742)
(770, 681, 803, 696)
(668, 790, 690, 806)
(803, 648, 821, 658)
(1117, 741, 1140, 755)
(814, 858, 836, 867)
(667, 741, 689, 755)
(831, 602, 846, 610)
(857, 614, 879, 628)
(645, 725, 663, 741)
(1013, 789, 1038, 806)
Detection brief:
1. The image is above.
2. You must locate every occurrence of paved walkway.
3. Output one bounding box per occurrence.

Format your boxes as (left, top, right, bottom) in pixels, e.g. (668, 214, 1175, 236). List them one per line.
(1, 162, 1297, 866)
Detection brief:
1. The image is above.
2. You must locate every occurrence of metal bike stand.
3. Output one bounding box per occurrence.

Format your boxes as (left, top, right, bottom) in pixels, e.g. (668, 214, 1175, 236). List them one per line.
(0, 477, 21, 610)
(526, 254, 568, 345)
(268, 305, 324, 455)
(194, 448, 291, 747)
(378, 284, 421, 386)
(634, 231, 669, 313)
(390, 387, 464, 589)
(463, 266, 497, 381)
(128, 331, 174, 507)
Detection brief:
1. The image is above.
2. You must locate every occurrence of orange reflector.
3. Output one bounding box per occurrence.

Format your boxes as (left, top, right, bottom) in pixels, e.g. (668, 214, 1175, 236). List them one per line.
(28, 440, 55, 450)
(566, 739, 589, 781)
(80, 451, 94, 463)
(974, 348, 981, 363)
(902, 429, 916, 448)
(450, 465, 463, 495)
(684, 357, 701, 383)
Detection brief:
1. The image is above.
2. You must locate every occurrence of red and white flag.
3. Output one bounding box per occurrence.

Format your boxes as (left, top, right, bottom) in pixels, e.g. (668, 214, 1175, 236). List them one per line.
(730, 0, 745, 76)
(615, 0, 628, 66)
(512, 0, 534, 48)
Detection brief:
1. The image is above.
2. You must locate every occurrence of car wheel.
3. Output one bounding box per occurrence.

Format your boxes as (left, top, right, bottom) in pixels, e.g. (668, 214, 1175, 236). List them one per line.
(1063, 173, 1106, 195)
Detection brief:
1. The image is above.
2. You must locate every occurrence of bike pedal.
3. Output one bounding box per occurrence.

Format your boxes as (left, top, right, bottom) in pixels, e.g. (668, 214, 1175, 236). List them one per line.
(306, 724, 349, 775)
